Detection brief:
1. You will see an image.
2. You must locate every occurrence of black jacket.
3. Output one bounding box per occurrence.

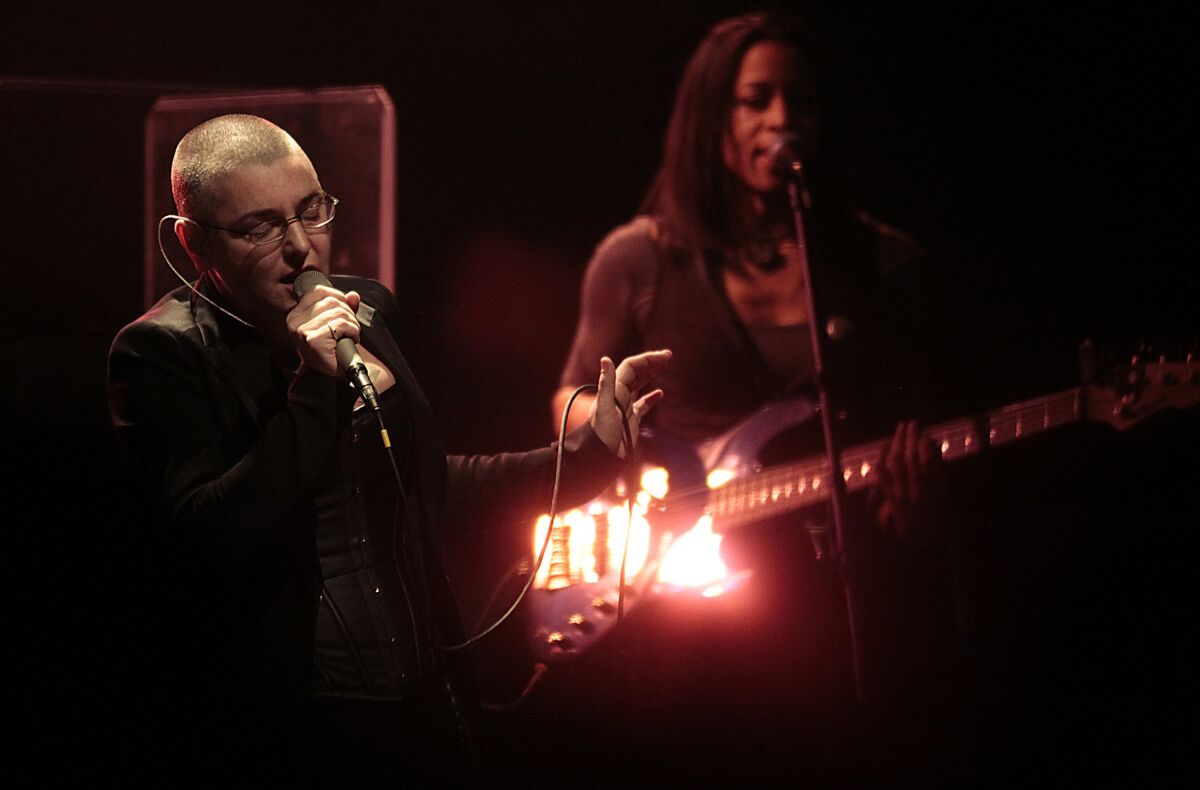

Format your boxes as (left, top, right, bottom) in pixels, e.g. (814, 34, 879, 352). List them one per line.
(108, 275, 619, 773)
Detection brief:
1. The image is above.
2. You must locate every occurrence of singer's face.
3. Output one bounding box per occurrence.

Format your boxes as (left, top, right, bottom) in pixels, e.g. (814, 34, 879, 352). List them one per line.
(723, 41, 819, 194)
(198, 150, 331, 330)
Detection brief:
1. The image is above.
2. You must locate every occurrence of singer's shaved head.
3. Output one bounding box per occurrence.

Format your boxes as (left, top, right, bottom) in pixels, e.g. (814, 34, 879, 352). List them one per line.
(168, 114, 329, 338)
(171, 114, 308, 220)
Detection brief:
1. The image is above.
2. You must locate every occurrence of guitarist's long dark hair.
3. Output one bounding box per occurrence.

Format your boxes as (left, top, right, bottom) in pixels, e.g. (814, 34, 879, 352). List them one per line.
(640, 12, 820, 258)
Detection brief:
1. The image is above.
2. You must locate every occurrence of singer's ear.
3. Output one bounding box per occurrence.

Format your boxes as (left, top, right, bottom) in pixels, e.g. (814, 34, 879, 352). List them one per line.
(174, 217, 209, 274)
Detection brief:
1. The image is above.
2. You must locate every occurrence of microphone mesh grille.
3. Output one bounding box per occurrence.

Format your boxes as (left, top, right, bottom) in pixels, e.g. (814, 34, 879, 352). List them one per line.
(293, 269, 332, 299)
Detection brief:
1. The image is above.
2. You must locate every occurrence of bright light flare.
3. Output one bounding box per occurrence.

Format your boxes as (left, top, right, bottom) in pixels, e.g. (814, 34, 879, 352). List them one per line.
(706, 467, 736, 489)
(532, 509, 596, 589)
(640, 466, 670, 500)
(606, 502, 651, 579)
(657, 515, 727, 591)
(532, 501, 651, 590)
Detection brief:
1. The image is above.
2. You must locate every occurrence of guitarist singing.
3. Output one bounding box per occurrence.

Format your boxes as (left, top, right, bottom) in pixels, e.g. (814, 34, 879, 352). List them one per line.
(552, 12, 951, 783)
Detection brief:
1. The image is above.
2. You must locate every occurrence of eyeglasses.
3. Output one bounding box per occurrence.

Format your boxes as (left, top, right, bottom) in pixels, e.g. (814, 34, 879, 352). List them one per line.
(198, 195, 339, 246)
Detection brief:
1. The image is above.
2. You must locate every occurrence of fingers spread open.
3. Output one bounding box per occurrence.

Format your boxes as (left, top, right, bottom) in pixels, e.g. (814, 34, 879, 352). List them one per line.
(597, 355, 616, 404)
(615, 349, 672, 390)
(589, 351, 672, 458)
(628, 388, 664, 429)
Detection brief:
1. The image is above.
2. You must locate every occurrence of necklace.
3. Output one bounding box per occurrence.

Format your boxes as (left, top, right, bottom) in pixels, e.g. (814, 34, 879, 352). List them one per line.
(743, 234, 796, 272)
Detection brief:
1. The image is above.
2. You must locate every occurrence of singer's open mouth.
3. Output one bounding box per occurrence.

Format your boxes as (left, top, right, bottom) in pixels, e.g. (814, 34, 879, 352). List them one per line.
(283, 267, 318, 286)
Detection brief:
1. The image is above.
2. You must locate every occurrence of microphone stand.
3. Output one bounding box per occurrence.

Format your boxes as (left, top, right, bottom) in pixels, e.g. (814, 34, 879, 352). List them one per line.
(779, 157, 866, 705)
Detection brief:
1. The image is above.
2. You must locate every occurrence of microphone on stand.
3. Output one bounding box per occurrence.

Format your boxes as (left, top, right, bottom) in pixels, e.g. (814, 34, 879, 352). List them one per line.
(768, 130, 862, 699)
(293, 269, 381, 412)
(765, 133, 811, 207)
(766, 133, 804, 178)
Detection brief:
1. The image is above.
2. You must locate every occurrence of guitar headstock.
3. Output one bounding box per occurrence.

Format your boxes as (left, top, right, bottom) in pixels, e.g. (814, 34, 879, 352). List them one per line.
(1081, 346, 1200, 432)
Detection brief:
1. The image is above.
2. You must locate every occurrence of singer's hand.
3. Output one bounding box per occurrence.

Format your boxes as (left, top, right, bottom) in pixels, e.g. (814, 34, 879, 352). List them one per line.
(286, 284, 362, 377)
(589, 349, 671, 458)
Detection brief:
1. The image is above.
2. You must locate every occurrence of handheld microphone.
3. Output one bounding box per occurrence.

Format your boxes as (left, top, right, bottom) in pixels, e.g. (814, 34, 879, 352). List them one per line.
(293, 270, 381, 412)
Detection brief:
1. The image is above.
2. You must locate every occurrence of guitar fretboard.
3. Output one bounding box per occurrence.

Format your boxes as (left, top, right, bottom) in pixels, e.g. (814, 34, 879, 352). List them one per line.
(707, 388, 1082, 531)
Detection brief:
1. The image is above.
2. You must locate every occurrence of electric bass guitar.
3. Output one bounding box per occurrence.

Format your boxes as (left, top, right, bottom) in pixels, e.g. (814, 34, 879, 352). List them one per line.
(527, 357, 1198, 663)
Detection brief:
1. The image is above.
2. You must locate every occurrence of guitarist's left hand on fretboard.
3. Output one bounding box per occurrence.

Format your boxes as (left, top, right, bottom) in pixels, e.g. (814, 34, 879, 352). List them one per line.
(874, 419, 947, 543)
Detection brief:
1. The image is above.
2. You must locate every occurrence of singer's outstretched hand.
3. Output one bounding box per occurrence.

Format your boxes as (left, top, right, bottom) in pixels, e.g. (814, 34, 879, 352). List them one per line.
(588, 350, 672, 458)
(287, 283, 361, 376)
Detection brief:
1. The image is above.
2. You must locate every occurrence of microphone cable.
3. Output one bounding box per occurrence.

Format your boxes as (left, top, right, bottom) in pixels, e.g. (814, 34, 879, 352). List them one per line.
(156, 215, 255, 329)
(431, 383, 609, 653)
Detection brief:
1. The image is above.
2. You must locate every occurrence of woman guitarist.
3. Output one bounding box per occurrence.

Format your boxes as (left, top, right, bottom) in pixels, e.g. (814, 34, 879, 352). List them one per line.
(550, 12, 950, 783)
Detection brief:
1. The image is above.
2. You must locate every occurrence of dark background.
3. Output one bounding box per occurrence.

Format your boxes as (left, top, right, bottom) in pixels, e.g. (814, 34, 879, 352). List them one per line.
(3, 1, 1193, 783)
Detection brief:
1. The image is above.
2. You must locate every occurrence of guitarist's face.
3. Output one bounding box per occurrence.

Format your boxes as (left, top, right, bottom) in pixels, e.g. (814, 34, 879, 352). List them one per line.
(723, 40, 820, 195)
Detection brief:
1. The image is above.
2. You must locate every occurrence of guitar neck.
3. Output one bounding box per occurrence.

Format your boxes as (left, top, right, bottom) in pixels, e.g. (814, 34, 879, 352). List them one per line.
(708, 387, 1084, 531)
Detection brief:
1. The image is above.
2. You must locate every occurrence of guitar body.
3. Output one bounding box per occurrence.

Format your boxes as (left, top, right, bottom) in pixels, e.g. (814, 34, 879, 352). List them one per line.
(645, 397, 821, 485)
(526, 359, 1199, 664)
(526, 398, 823, 663)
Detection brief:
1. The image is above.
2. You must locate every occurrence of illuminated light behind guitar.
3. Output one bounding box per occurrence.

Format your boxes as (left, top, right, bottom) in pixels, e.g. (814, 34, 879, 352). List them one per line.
(656, 514, 730, 596)
(532, 465, 738, 597)
(532, 467, 667, 591)
(528, 465, 739, 662)
(531, 508, 601, 591)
